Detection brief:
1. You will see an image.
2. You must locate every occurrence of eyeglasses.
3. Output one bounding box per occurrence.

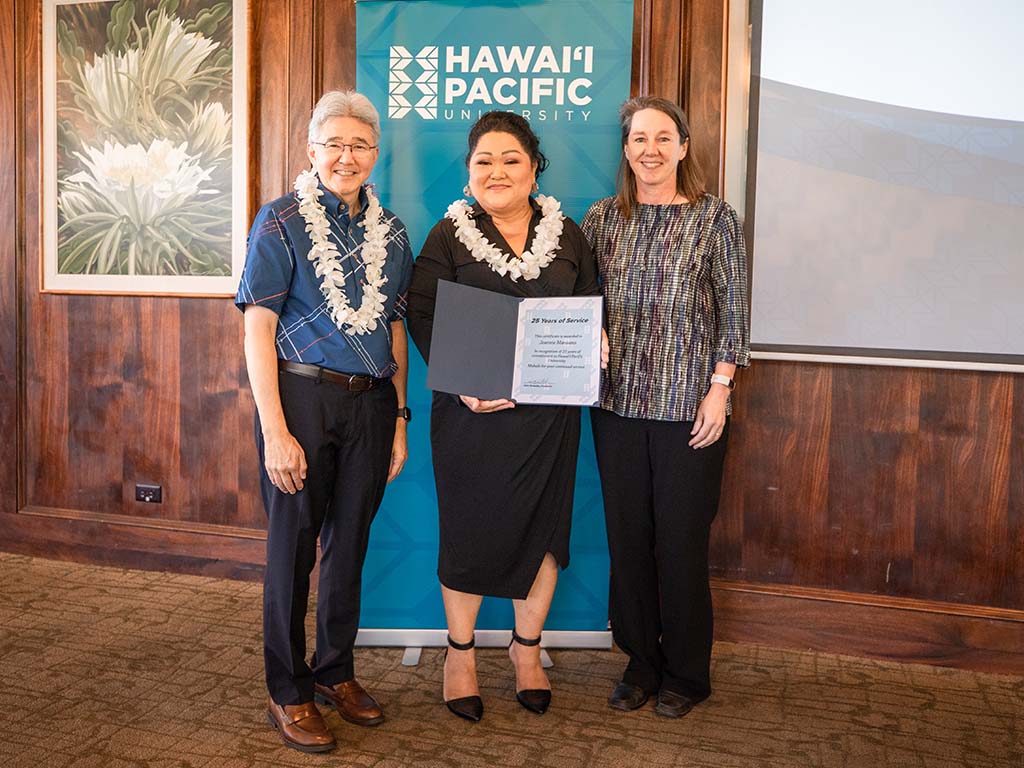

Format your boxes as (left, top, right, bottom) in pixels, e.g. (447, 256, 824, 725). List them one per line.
(311, 141, 378, 158)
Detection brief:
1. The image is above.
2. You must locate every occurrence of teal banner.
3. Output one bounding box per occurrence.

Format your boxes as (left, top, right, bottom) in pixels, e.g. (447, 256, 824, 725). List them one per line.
(356, 0, 633, 632)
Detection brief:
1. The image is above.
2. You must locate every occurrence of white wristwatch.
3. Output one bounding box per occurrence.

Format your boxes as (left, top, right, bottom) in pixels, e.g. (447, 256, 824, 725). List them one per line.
(710, 373, 735, 390)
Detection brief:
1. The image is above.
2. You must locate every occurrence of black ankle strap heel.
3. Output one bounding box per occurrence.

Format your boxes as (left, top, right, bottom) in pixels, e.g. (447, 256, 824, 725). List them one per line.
(510, 630, 541, 647)
(509, 630, 551, 715)
(447, 634, 476, 651)
(444, 634, 482, 722)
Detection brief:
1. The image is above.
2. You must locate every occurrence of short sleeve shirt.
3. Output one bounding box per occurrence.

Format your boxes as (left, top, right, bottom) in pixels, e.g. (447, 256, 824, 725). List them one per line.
(235, 184, 413, 377)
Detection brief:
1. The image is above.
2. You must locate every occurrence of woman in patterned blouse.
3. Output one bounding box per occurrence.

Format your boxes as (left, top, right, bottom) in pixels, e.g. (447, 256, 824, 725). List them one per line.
(581, 96, 750, 719)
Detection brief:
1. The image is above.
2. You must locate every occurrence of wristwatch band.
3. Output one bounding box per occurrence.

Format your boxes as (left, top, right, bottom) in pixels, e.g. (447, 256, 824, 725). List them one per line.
(397, 407, 412, 422)
(710, 373, 735, 390)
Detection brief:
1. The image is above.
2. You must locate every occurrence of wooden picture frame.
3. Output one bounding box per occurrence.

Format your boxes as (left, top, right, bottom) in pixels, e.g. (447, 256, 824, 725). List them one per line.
(40, 0, 247, 296)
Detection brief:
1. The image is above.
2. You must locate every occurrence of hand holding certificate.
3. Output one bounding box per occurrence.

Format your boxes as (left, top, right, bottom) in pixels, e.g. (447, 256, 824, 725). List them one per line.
(427, 281, 603, 406)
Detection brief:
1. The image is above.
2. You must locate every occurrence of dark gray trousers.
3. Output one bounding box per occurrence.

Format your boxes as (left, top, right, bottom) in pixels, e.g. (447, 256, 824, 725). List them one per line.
(258, 370, 396, 705)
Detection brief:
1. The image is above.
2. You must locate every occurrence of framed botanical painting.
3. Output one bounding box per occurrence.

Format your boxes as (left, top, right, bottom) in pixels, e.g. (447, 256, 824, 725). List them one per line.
(41, 0, 247, 296)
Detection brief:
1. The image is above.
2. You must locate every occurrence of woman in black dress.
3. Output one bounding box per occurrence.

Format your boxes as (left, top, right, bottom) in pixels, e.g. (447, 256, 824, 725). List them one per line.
(406, 111, 599, 721)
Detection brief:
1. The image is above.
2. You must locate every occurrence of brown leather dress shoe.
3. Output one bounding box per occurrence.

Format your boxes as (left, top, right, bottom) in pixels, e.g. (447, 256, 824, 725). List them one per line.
(266, 699, 336, 753)
(314, 679, 385, 726)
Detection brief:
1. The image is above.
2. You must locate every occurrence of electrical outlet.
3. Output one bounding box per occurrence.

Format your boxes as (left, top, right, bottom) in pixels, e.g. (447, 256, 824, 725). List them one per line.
(135, 484, 162, 503)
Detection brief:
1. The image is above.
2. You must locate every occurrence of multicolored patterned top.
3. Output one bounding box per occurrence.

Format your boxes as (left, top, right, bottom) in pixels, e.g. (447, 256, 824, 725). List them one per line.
(581, 195, 750, 422)
(236, 184, 413, 378)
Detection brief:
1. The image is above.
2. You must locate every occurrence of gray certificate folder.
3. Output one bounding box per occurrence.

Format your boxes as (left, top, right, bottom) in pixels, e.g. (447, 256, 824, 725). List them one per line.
(427, 280, 520, 400)
(427, 280, 604, 406)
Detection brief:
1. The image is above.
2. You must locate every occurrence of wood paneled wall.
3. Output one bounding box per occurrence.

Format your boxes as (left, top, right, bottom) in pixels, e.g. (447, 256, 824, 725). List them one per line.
(717, 362, 1024, 610)
(0, 0, 18, 512)
(633, 0, 727, 192)
(1, 0, 1021, 672)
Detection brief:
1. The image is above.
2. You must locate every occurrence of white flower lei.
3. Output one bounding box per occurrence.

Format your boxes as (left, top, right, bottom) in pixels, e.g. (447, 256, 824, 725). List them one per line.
(294, 169, 389, 335)
(445, 195, 565, 281)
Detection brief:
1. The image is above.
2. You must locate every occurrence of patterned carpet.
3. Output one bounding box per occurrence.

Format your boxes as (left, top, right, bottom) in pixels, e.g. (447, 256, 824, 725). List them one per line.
(0, 552, 1020, 768)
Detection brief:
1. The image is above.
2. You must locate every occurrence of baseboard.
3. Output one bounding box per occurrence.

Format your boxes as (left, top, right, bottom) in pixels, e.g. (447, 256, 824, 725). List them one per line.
(18, 504, 267, 540)
(0, 507, 266, 580)
(711, 580, 1024, 676)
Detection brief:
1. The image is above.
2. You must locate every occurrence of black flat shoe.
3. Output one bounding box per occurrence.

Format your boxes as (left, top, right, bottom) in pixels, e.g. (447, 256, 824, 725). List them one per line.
(654, 689, 696, 719)
(509, 630, 551, 715)
(608, 681, 649, 711)
(444, 634, 483, 722)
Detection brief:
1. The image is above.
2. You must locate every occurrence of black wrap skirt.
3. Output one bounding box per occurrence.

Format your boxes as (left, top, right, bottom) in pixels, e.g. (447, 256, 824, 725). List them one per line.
(430, 392, 580, 599)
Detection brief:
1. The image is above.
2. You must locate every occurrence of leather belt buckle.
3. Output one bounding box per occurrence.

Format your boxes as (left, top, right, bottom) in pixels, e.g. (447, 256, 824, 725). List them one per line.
(348, 374, 373, 392)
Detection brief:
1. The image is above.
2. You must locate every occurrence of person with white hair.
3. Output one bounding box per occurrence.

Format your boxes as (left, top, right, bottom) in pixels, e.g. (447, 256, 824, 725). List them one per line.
(236, 90, 413, 753)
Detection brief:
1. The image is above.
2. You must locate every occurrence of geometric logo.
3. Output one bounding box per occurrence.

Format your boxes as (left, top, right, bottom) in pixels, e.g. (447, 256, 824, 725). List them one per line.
(388, 45, 438, 119)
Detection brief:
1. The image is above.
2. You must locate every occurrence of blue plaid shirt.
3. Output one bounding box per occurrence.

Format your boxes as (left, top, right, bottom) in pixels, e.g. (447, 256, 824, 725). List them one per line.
(236, 184, 413, 377)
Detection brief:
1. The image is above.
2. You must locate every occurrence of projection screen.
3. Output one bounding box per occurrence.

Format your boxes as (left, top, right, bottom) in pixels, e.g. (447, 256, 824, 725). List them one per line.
(746, 0, 1024, 370)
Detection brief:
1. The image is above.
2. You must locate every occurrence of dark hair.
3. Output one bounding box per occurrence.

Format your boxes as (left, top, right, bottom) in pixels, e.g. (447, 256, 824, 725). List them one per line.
(465, 111, 549, 177)
(615, 96, 706, 218)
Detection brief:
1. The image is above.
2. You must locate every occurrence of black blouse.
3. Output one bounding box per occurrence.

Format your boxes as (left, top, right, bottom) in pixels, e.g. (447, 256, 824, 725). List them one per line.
(406, 200, 600, 363)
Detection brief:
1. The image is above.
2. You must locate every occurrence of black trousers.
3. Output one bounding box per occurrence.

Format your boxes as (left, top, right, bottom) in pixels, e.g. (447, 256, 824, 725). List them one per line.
(590, 408, 729, 701)
(258, 370, 397, 706)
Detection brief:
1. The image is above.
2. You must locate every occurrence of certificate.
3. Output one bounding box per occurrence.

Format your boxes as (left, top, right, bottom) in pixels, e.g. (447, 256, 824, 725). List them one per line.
(427, 281, 603, 406)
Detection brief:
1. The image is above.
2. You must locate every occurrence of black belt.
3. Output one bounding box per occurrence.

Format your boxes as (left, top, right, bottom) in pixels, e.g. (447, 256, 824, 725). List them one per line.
(278, 360, 386, 392)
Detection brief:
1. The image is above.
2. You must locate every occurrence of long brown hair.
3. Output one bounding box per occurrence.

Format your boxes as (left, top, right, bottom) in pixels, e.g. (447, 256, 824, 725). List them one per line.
(614, 96, 706, 219)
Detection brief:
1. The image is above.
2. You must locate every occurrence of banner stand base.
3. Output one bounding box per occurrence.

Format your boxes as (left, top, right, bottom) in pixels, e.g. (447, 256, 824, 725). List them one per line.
(357, 629, 613, 668)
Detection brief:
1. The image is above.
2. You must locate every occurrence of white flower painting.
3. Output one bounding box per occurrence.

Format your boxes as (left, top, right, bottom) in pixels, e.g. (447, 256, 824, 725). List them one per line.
(43, 0, 246, 295)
